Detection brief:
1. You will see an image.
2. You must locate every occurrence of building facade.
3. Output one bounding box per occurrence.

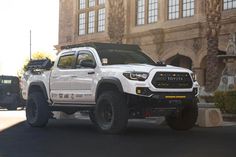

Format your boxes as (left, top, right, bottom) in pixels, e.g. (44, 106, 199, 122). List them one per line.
(57, 0, 236, 87)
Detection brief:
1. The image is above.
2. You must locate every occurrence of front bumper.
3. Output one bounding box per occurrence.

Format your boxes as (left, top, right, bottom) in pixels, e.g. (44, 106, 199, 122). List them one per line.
(135, 86, 199, 98)
(127, 91, 198, 118)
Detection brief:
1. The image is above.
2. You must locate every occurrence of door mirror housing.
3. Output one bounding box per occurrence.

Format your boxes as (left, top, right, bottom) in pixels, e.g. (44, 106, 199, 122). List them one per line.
(80, 60, 96, 68)
(156, 61, 166, 66)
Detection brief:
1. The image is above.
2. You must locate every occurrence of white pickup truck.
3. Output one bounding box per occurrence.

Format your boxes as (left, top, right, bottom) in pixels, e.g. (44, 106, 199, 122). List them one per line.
(22, 43, 200, 134)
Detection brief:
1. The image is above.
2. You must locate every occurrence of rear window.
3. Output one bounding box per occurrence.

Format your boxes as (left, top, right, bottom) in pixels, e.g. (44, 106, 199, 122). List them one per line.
(57, 54, 76, 69)
(2, 80, 12, 84)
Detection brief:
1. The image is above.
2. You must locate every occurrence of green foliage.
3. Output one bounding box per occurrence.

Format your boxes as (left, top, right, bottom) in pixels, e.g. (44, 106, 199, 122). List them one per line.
(214, 90, 236, 114)
(214, 91, 226, 112)
(201, 96, 214, 103)
(225, 91, 236, 114)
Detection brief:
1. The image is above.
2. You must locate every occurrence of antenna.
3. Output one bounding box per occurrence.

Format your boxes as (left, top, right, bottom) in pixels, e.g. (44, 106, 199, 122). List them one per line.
(30, 30, 32, 61)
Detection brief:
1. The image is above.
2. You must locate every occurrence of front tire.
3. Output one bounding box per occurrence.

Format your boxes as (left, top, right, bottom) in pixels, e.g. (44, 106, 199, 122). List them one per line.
(26, 92, 50, 127)
(95, 91, 128, 134)
(165, 100, 198, 131)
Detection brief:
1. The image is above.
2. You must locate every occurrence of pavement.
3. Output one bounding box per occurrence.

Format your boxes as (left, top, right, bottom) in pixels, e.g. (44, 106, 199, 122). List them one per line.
(1, 110, 236, 157)
(0, 110, 26, 132)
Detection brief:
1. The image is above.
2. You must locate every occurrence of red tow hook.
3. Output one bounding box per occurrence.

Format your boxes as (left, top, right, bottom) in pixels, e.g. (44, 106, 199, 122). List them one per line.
(144, 111, 152, 117)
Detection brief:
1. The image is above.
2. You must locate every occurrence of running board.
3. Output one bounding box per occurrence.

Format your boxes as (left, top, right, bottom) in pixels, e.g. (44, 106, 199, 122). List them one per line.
(50, 103, 95, 111)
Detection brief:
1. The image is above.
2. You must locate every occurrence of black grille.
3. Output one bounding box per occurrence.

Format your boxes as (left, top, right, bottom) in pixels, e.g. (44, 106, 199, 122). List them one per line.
(151, 72, 193, 89)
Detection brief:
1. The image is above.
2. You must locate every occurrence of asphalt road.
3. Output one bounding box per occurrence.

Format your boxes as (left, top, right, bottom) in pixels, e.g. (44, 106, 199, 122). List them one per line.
(0, 111, 236, 157)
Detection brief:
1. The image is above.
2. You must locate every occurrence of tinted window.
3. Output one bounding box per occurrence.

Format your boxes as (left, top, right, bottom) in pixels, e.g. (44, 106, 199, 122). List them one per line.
(98, 49, 156, 65)
(76, 51, 96, 68)
(57, 54, 76, 69)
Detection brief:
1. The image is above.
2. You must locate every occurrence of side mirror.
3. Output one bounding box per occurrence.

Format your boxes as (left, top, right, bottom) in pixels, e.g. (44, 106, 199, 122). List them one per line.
(80, 60, 96, 68)
(156, 61, 166, 66)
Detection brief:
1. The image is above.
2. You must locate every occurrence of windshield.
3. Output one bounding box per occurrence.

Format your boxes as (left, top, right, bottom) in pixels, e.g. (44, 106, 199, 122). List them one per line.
(98, 49, 156, 65)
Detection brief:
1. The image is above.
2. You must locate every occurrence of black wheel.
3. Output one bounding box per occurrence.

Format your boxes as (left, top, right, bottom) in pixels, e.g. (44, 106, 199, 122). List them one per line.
(165, 100, 198, 131)
(26, 92, 50, 127)
(95, 91, 128, 134)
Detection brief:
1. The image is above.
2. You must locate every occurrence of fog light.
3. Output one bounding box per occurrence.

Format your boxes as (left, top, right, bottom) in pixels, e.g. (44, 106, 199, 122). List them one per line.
(136, 87, 152, 96)
(137, 89, 142, 94)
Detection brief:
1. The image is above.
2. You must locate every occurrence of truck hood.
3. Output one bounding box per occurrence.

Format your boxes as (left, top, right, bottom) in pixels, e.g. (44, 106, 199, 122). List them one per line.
(101, 64, 192, 73)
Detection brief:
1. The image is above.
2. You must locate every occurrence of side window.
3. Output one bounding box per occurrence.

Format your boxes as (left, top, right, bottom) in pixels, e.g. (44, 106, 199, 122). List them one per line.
(76, 51, 96, 68)
(57, 54, 76, 69)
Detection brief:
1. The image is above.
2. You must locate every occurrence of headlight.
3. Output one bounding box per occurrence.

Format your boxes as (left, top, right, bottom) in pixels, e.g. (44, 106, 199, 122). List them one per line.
(191, 73, 197, 82)
(123, 72, 149, 81)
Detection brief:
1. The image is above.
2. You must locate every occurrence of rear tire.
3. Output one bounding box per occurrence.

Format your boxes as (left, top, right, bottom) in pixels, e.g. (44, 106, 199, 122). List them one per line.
(26, 92, 50, 127)
(95, 91, 128, 134)
(165, 100, 198, 131)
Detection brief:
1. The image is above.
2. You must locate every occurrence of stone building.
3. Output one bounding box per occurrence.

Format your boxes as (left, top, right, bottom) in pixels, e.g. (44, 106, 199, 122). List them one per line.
(56, 0, 236, 87)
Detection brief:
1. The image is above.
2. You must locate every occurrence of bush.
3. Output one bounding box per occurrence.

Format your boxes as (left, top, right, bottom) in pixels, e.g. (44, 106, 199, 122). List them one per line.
(225, 91, 236, 114)
(214, 91, 226, 113)
(201, 96, 214, 103)
(214, 90, 236, 114)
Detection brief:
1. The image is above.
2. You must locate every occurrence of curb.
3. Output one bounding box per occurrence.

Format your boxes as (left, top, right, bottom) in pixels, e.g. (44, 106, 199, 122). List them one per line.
(223, 114, 236, 122)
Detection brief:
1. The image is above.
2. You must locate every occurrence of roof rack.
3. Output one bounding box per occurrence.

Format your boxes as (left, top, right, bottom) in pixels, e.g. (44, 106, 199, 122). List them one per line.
(60, 42, 141, 51)
(26, 58, 53, 71)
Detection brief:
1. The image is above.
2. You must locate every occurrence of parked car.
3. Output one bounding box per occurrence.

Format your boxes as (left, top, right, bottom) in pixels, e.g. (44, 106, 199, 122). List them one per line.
(0, 75, 25, 110)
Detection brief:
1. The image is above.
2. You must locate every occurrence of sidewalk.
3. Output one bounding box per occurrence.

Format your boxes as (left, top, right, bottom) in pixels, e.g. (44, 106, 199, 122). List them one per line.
(0, 110, 26, 131)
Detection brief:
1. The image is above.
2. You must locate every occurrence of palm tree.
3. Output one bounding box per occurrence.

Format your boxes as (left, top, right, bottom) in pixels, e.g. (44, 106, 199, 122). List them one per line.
(108, 0, 125, 44)
(205, 0, 222, 92)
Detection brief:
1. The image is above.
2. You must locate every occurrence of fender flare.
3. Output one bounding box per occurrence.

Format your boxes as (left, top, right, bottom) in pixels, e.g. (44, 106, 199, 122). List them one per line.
(28, 82, 48, 100)
(95, 77, 123, 101)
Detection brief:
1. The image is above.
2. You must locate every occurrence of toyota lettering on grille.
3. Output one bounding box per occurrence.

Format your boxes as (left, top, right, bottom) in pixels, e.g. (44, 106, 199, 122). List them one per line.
(167, 76, 184, 81)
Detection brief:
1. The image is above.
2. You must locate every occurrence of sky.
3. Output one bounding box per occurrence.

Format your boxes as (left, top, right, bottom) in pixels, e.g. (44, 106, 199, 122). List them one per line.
(0, 0, 59, 76)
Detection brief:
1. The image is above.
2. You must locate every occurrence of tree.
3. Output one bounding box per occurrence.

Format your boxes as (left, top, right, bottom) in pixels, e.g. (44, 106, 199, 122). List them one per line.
(205, 0, 222, 92)
(108, 0, 125, 43)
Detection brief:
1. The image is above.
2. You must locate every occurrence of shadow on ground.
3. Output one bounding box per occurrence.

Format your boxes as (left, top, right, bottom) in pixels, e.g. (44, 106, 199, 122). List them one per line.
(0, 119, 236, 157)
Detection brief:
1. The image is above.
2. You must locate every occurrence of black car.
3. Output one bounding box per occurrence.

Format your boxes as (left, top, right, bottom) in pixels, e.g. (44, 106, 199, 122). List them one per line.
(0, 75, 25, 110)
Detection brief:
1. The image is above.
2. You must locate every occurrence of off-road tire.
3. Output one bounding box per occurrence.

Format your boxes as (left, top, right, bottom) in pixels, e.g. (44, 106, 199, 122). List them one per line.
(95, 91, 128, 134)
(165, 100, 198, 131)
(26, 92, 50, 127)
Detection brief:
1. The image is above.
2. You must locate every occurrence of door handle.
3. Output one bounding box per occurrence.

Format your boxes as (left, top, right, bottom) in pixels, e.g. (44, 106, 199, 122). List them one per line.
(88, 71, 95, 75)
(71, 75, 78, 78)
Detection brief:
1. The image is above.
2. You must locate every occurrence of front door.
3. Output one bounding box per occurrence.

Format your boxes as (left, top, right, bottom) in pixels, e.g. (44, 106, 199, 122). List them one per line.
(69, 50, 96, 104)
(50, 51, 76, 103)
